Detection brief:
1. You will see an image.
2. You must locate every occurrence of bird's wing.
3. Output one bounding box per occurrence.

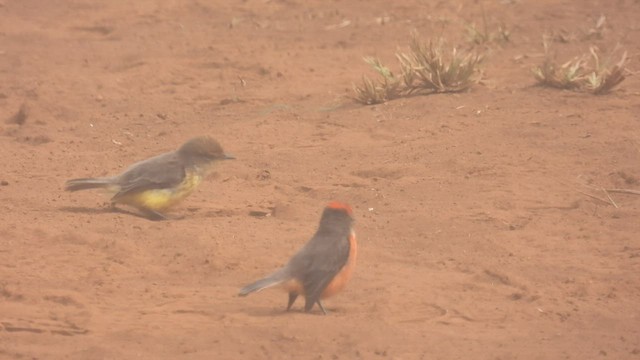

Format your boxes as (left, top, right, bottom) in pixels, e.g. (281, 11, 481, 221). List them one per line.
(111, 152, 186, 199)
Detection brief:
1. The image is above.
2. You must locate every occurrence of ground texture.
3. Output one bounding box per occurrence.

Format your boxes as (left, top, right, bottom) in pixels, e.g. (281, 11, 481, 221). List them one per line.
(1, 0, 639, 359)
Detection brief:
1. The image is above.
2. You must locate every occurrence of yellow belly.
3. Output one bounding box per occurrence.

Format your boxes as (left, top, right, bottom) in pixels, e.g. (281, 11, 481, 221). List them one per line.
(116, 172, 202, 211)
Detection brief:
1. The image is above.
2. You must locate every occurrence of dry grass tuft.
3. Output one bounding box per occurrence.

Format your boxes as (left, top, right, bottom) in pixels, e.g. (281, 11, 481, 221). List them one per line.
(352, 57, 402, 105)
(532, 41, 628, 95)
(353, 35, 483, 105)
(584, 47, 627, 94)
(398, 37, 483, 94)
(532, 56, 586, 90)
(466, 22, 511, 45)
(584, 14, 607, 40)
(464, 5, 511, 46)
(549, 15, 607, 44)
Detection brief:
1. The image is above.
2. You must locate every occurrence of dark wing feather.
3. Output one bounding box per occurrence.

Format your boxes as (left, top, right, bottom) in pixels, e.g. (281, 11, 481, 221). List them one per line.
(288, 227, 351, 309)
(111, 152, 186, 199)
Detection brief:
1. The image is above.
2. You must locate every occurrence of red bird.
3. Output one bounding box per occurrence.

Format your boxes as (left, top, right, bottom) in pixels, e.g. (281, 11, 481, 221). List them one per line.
(239, 202, 357, 314)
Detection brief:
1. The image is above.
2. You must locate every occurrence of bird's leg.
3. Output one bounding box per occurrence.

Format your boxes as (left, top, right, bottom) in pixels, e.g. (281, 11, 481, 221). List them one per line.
(286, 293, 298, 311)
(316, 300, 328, 315)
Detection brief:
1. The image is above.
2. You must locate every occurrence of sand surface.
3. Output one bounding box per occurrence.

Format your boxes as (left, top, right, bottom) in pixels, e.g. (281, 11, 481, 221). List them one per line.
(1, 0, 639, 359)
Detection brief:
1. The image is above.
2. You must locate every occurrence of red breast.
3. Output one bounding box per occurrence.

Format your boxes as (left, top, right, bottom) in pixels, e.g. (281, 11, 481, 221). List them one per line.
(284, 201, 356, 299)
(320, 230, 357, 299)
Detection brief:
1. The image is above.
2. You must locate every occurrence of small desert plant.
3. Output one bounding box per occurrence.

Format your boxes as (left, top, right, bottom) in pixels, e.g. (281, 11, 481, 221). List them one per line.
(352, 57, 402, 105)
(584, 46, 627, 94)
(549, 14, 607, 44)
(353, 35, 482, 105)
(464, 4, 510, 45)
(466, 21, 491, 45)
(584, 14, 607, 40)
(466, 22, 511, 45)
(398, 37, 483, 94)
(532, 56, 587, 90)
(532, 41, 628, 95)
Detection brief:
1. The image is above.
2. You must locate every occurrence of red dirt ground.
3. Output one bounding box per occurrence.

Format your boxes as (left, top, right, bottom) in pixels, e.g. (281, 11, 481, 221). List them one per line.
(1, 0, 639, 359)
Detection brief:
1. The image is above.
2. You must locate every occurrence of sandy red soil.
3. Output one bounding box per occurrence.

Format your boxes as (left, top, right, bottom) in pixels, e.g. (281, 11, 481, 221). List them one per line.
(1, 0, 640, 359)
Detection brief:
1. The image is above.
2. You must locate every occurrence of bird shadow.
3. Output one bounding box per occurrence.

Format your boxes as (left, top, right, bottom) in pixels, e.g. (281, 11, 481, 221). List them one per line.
(59, 206, 163, 221)
(238, 304, 334, 317)
(240, 306, 302, 317)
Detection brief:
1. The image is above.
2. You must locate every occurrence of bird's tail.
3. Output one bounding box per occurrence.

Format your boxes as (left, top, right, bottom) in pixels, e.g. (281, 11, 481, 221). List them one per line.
(65, 177, 113, 192)
(238, 269, 289, 297)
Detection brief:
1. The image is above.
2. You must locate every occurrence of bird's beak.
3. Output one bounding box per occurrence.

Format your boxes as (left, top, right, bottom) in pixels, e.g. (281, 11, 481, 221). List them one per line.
(224, 153, 236, 160)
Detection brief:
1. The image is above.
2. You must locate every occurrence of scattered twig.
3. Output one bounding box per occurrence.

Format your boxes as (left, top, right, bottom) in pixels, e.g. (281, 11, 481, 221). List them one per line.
(601, 188, 619, 208)
(605, 188, 640, 196)
(576, 189, 613, 206)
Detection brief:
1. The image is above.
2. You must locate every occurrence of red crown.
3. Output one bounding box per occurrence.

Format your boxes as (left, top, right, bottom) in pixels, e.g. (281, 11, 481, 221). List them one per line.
(326, 201, 353, 215)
